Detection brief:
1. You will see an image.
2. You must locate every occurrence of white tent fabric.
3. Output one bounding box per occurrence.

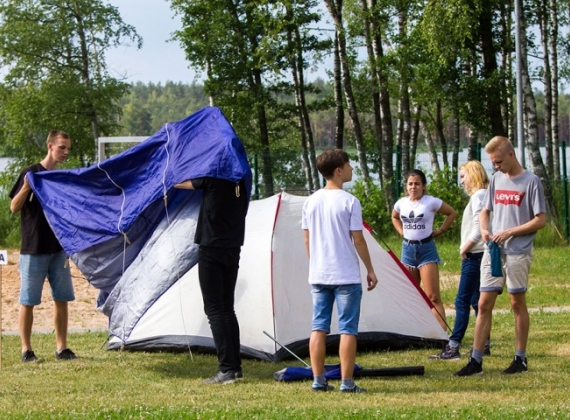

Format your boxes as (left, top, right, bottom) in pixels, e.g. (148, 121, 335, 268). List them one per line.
(108, 192, 448, 360)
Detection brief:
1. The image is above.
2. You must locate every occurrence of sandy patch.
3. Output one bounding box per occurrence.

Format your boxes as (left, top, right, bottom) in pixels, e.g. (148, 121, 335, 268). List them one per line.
(1, 250, 108, 332)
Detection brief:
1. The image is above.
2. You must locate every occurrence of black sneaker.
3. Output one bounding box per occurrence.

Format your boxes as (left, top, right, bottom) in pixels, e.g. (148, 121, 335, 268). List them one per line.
(21, 350, 40, 363)
(429, 345, 460, 360)
(454, 358, 483, 376)
(55, 348, 77, 360)
(235, 370, 244, 380)
(312, 381, 334, 392)
(502, 356, 528, 374)
(339, 384, 366, 393)
(203, 370, 238, 385)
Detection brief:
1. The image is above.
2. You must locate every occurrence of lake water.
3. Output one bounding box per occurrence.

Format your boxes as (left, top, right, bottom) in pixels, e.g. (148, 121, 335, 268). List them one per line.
(0, 157, 12, 172)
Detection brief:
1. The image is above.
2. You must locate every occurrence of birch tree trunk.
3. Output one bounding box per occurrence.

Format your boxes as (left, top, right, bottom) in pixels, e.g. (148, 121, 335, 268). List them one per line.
(435, 100, 448, 167)
(520, 7, 556, 215)
(289, 22, 320, 190)
(397, 6, 412, 180)
(290, 53, 313, 192)
(452, 108, 460, 172)
(361, 0, 383, 187)
(368, 0, 395, 205)
(421, 120, 440, 172)
(499, 1, 513, 139)
(410, 105, 421, 170)
(537, 0, 554, 178)
(468, 127, 479, 161)
(550, 0, 560, 180)
(333, 32, 344, 150)
(324, 0, 370, 182)
(73, 6, 100, 160)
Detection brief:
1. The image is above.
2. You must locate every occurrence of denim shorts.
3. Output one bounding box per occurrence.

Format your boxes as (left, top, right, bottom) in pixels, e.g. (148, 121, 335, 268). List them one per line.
(400, 239, 441, 269)
(311, 283, 362, 335)
(19, 251, 75, 306)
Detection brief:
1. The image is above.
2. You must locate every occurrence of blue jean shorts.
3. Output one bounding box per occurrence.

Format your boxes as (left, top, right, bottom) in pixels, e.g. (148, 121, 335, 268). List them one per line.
(401, 239, 441, 269)
(311, 283, 362, 335)
(19, 251, 75, 306)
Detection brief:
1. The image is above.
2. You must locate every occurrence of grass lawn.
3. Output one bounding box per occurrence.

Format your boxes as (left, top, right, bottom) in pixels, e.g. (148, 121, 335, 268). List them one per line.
(0, 311, 569, 419)
(0, 240, 568, 419)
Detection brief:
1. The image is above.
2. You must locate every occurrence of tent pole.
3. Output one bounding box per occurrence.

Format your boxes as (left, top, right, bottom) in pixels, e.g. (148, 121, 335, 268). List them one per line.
(263, 331, 310, 368)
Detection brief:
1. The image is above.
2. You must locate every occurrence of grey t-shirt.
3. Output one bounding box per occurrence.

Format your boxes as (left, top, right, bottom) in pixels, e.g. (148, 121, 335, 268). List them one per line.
(483, 170, 546, 254)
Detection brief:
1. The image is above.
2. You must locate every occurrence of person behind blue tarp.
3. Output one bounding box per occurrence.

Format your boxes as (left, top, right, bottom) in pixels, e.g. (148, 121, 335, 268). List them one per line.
(175, 176, 249, 385)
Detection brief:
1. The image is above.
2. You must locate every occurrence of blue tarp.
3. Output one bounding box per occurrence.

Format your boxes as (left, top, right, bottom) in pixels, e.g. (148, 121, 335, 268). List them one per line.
(27, 106, 252, 342)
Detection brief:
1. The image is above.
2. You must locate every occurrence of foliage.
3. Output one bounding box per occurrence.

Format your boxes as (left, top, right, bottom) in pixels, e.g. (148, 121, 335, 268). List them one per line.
(533, 177, 569, 247)
(351, 179, 392, 238)
(117, 82, 210, 135)
(425, 166, 467, 240)
(0, 0, 142, 165)
(0, 193, 20, 247)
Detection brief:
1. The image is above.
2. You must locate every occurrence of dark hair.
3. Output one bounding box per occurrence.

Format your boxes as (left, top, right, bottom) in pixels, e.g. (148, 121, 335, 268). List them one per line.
(316, 149, 349, 179)
(405, 169, 427, 186)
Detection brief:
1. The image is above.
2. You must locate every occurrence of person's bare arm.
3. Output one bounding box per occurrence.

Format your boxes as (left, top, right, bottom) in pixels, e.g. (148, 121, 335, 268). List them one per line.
(303, 229, 310, 259)
(491, 213, 547, 244)
(351, 230, 378, 291)
(391, 209, 403, 237)
(433, 202, 456, 238)
(174, 180, 195, 189)
(479, 207, 492, 243)
(10, 175, 31, 214)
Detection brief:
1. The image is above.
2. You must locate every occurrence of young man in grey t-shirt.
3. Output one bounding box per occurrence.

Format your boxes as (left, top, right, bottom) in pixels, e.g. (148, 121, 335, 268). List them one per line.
(455, 136, 547, 377)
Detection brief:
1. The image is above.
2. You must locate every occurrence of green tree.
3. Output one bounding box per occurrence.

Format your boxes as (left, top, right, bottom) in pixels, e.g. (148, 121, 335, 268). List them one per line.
(0, 0, 141, 165)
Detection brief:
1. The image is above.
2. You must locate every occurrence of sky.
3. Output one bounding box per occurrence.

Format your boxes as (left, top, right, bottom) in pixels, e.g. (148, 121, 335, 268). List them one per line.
(105, 0, 332, 85)
(105, 0, 198, 84)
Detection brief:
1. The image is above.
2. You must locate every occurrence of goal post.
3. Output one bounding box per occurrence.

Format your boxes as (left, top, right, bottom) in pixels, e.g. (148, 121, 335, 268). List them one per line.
(97, 136, 148, 163)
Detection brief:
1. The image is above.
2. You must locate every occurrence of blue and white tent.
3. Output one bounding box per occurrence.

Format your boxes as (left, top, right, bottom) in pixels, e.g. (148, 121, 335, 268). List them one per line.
(28, 106, 448, 361)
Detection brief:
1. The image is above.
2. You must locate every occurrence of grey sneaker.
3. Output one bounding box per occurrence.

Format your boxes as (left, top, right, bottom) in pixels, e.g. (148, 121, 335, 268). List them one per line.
(55, 348, 77, 360)
(429, 345, 460, 360)
(22, 350, 40, 363)
(235, 370, 244, 380)
(203, 370, 238, 385)
(454, 358, 483, 376)
(339, 384, 366, 393)
(312, 381, 334, 392)
(502, 356, 528, 374)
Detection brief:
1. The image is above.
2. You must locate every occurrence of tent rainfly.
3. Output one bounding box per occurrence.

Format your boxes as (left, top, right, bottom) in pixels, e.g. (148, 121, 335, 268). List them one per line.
(28, 106, 448, 361)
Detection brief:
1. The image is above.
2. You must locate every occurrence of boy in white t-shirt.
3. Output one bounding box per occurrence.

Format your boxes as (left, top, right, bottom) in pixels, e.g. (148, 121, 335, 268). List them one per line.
(302, 149, 378, 393)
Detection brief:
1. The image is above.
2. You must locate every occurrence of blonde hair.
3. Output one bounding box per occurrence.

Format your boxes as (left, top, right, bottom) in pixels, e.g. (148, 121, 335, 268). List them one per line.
(460, 160, 490, 195)
(46, 129, 70, 145)
(485, 136, 513, 154)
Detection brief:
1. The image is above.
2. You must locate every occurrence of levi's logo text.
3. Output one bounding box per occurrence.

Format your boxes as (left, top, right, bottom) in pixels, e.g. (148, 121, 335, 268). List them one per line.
(401, 211, 425, 230)
(495, 190, 525, 206)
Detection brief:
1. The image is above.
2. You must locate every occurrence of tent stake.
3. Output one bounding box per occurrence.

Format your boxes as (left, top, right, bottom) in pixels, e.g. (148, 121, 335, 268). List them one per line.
(263, 330, 310, 368)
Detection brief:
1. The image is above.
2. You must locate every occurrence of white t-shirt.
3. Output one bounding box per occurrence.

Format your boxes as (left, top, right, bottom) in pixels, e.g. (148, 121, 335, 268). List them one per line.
(394, 195, 443, 241)
(301, 189, 362, 285)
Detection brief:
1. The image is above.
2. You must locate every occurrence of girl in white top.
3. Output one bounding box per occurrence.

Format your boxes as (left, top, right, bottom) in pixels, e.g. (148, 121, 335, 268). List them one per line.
(392, 169, 457, 330)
